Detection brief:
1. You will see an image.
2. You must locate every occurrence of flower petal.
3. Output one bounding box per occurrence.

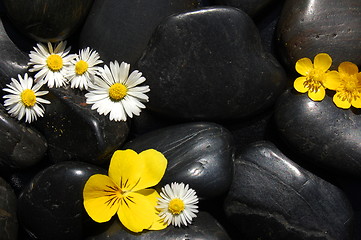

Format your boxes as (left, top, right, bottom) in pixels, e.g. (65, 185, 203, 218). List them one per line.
(323, 71, 341, 90)
(308, 86, 325, 101)
(333, 92, 351, 109)
(293, 77, 308, 93)
(132, 149, 168, 191)
(108, 149, 144, 191)
(295, 57, 313, 76)
(117, 189, 161, 232)
(83, 174, 121, 223)
(351, 96, 361, 108)
(313, 53, 332, 72)
(338, 62, 359, 76)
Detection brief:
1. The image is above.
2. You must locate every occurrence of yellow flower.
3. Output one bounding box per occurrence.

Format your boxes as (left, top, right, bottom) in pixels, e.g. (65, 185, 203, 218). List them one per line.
(323, 61, 361, 109)
(293, 53, 338, 101)
(83, 149, 168, 232)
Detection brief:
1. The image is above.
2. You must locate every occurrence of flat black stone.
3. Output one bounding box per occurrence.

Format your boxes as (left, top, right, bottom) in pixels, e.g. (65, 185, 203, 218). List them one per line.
(137, 7, 287, 121)
(33, 87, 129, 165)
(276, 0, 361, 69)
(0, 177, 17, 240)
(124, 122, 234, 199)
(17, 161, 106, 240)
(79, 0, 202, 65)
(86, 212, 231, 240)
(274, 89, 361, 177)
(0, 105, 47, 168)
(224, 141, 354, 240)
(2, 0, 94, 42)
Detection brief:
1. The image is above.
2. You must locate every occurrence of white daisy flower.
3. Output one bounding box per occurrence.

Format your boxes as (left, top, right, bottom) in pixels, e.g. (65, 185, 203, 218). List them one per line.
(66, 47, 103, 90)
(157, 182, 199, 227)
(2, 73, 50, 123)
(85, 60, 150, 122)
(28, 41, 76, 88)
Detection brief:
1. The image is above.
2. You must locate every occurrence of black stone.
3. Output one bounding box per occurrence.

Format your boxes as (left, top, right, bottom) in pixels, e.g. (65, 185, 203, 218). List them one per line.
(0, 105, 47, 169)
(124, 122, 234, 199)
(86, 212, 231, 240)
(33, 87, 129, 165)
(274, 89, 361, 177)
(211, 0, 279, 18)
(224, 141, 354, 240)
(276, 0, 361, 69)
(79, 0, 202, 66)
(2, 0, 94, 42)
(137, 7, 287, 121)
(17, 161, 106, 240)
(0, 177, 18, 240)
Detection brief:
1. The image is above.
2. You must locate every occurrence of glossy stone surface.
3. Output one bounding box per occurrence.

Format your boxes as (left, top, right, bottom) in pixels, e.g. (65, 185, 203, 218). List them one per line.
(33, 87, 129, 165)
(137, 7, 286, 121)
(0, 16, 29, 90)
(79, 0, 201, 65)
(17, 162, 106, 240)
(0, 106, 47, 168)
(224, 141, 353, 240)
(0, 177, 18, 240)
(274, 89, 361, 177)
(87, 212, 230, 240)
(124, 122, 234, 199)
(211, 0, 278, 18)
(276, 0, 361, 69)
(3, 0, 94, 42)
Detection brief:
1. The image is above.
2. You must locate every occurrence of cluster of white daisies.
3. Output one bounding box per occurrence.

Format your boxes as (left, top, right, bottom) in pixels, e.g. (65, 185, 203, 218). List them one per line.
(2, 41, 150, 123)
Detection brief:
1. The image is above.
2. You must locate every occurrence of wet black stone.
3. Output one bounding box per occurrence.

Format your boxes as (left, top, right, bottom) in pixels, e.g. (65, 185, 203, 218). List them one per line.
(79, 0, 202, 65)
(276, 0, 361, 69)
(17, 161, 106, 240)
(124, 122, 234, 200)
(0, 177, 18, 240)
(86, 212, 231, 240)
(0, 105, 47, 169)
(224, 141, 354, 240)
(211, 0, 279, 18)
(137, 7, 286, 121)
(32, 87, 129, 165)
(0, 16, 29, 90)
(2, 0, 94, 42)
(274, 89, 361, 177)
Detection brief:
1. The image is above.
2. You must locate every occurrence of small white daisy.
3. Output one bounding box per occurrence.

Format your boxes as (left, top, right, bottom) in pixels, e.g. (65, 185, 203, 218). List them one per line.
(157, 182, 199, 227)
(2, 73, 50, 123)
(85, 60, 150, 122)
(28, 41, 76, 88)
(66, 47, 103, 90)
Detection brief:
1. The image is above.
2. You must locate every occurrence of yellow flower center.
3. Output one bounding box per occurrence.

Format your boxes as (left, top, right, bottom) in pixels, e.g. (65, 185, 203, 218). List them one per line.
(75, 60, 88, 75)
(168, 198, 185, 215)
(21, 89, 36, 107)
(343, 75, 359, 92)
(46, 54, 63, 71)
(109, 83, 128, 101)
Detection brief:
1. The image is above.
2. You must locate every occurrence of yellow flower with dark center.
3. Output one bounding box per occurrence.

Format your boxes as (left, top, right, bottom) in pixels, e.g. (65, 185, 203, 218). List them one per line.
(83, 149, 168, 233)
(293, 53, 338, 101)
(323, 61, 361, 109)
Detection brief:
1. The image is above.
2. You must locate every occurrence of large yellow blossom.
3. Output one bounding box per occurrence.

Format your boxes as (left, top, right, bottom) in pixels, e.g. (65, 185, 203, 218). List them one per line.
(293, 53, 338, 101)
(323, 61, 361, 109)
(83, 149, 168, 232)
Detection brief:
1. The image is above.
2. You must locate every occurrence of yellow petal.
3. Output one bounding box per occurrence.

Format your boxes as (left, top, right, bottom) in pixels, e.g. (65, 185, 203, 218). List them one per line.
(308, 87, 325, 101)
(338, 62, 359, 76)
(333, 92, 351, 109)
(83, 174, 121, 223)
(351, 95, 361, 108)
(108, 149, 144, 191)
(146, 190, 168, 230)
(132, 149, 168, 191)
(117, 189, 160, 232)
(294, 77, 308, 93)
(295, 57, 313, 76)
(323, 71, 341, 90)
(313, 53, 332, 72)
